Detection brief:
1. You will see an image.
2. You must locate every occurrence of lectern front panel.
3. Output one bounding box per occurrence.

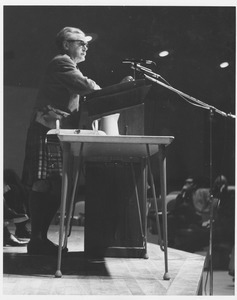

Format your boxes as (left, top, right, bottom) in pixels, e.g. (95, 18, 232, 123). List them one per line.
(84, 159, 147, 258)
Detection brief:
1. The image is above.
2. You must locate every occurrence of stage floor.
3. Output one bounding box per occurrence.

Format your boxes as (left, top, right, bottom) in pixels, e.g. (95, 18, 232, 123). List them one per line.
(3, 225, 206, 295)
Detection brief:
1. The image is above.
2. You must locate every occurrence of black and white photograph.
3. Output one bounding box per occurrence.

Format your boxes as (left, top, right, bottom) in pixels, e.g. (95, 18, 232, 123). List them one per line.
(2, 1, 236, 296)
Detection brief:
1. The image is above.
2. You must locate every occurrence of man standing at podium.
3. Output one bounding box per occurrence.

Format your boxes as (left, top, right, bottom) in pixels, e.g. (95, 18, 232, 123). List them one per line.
(22, 27, 101, 255)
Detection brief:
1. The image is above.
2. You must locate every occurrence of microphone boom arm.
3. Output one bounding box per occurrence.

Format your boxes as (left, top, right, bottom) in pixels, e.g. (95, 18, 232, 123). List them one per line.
(133, 64, 235, 119)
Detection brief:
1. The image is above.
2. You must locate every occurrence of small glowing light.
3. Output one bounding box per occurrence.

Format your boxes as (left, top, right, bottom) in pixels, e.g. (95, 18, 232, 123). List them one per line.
(220, 62, 229, 68)
(159, 51, 169, 57)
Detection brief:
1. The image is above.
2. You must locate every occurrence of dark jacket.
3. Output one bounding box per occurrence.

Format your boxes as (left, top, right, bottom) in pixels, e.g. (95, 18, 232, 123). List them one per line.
(32, 54, 100, 129)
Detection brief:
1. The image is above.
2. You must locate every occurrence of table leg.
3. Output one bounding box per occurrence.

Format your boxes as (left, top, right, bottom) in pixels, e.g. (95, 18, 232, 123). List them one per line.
(64, 143, 84, 247)
(142, 159, 149, 259)
(158, 144, 170, 280)
(130, 162, 146, 252)
(146, 145, 163, 248)
(55, 142, 70, 278)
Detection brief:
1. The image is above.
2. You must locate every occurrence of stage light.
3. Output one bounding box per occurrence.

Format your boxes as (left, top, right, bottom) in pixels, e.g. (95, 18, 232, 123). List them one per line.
(159, 51, 169, 57)
(220, 62, 229, 68)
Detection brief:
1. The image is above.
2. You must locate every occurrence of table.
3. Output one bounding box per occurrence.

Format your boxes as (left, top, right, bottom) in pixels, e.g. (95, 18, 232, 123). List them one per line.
(47, 129, 174, 280)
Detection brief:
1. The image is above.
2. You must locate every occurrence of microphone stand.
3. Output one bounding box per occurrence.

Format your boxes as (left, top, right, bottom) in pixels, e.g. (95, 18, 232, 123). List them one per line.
(132, 63, 235, 295)
(134, 64, 235, 119)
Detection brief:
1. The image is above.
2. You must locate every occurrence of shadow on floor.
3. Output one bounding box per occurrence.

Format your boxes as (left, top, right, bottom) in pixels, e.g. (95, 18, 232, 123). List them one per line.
(3, 251, 111, 277)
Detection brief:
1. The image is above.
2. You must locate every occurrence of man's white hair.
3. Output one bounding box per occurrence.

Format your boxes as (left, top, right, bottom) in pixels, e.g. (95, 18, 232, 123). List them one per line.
(55, 27, 86, 52)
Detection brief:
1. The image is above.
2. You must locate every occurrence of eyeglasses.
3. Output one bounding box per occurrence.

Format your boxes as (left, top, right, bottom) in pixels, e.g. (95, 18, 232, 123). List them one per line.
(67, 40, 89, 48)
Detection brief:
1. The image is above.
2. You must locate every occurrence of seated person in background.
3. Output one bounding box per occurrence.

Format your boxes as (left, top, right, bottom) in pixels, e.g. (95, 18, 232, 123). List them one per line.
(168, 174, 233, 253)
(172, 177, 201, 226)
(4, 181, 29, 246)
(167, 176, 211, 252)
(4, 169, 31, 239)
(213, 175, 235, 279)
(167, 177, 201, 247)
(212, 175, 235, 259)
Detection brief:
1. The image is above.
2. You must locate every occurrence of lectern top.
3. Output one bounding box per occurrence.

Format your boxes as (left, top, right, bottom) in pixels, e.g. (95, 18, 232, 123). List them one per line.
(47, 129, 174, 159)
(83, 79, 151, 117)
(47, 129, 174, 145)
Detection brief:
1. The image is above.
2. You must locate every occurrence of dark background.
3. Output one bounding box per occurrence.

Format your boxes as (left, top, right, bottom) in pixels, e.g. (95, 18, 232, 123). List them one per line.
(3, 6, 236, 191)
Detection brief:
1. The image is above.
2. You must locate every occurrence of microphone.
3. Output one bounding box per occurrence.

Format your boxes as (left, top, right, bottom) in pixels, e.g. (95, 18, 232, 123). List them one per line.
(131, 63, 161, 79)
(122, 58, 155, 65)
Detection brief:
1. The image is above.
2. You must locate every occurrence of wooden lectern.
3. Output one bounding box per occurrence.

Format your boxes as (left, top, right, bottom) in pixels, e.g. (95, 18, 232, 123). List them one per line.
(83, 79, 151, 257)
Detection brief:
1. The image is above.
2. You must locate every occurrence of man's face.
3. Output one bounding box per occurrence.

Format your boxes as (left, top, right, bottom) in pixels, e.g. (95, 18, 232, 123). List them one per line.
(64, 33, 89, 63)
(183, 178, 194, 191)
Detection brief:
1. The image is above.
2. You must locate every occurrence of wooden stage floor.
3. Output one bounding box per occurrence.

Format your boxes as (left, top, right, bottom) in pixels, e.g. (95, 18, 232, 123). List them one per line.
(3, 225, 206, 295)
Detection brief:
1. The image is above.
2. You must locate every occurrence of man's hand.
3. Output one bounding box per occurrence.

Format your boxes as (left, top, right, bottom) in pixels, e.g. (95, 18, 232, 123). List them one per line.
(120, 76, 134, 83)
